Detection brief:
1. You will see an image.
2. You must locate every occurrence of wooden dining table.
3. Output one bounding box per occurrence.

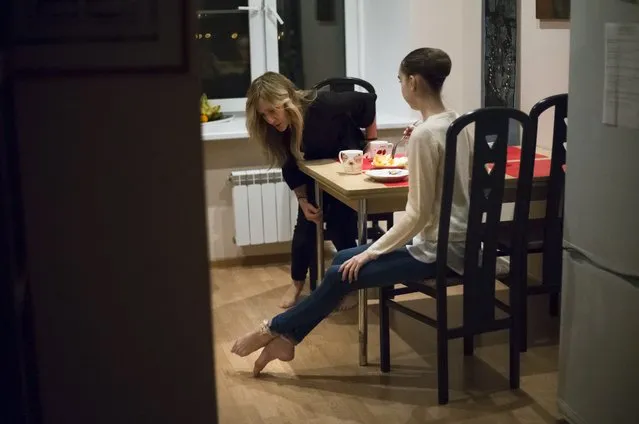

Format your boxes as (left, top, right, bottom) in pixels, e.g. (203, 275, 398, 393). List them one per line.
(298, 146, 551, 366)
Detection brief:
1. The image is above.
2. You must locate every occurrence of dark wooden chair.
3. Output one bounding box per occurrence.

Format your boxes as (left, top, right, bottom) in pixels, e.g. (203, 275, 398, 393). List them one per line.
(313, 76, 375, 94)
(379, 107, 531, 404)
(308, 77, 394, 290)
(496, 93, 568, 351)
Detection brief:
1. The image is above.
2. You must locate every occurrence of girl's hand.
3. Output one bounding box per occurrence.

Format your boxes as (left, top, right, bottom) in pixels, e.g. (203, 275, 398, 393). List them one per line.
(299, 198, 322, 224)
(403, 124, 415, 139)
(339, 250, 375, 283)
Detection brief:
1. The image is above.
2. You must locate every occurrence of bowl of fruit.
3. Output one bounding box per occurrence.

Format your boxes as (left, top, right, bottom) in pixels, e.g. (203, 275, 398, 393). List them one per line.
(200, 93, 231, 123)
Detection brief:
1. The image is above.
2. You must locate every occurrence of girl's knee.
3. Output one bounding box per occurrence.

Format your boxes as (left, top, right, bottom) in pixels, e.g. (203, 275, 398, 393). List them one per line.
(332, 247, 358, 265)
(320, 266, 352, 297)
(331, 251, 348, 265)
(324, 266, 345, 286)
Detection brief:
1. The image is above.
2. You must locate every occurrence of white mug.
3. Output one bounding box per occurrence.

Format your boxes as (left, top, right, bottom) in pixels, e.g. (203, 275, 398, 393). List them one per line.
(365, 140, 394, 159)
(339, 149, 364, 174)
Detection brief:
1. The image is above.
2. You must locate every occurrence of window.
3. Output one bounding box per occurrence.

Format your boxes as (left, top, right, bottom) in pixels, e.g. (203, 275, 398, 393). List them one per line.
(275, 0, 346, 89)
(197, 0, 265, 111)
(197, 0, 358, 112)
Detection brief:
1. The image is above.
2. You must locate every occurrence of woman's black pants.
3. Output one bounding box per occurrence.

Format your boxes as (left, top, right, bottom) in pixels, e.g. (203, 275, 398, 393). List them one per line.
(290, 192, 357, 283)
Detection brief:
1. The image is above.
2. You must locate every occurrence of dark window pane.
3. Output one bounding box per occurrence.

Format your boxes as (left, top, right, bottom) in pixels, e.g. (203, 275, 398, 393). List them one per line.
(197, 3, 251, 99)
(277, 0, 345, 89)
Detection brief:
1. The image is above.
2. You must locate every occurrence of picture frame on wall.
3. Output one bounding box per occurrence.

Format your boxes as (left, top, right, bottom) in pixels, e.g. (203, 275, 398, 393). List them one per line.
(11, 0, 189, 75)
(536, 0, 571, 20)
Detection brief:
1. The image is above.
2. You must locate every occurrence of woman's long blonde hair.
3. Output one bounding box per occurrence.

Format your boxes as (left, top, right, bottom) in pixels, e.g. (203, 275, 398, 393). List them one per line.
(246, 72, 315, 166)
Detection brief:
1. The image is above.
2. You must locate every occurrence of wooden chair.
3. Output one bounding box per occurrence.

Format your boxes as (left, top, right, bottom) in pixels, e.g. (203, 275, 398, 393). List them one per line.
(496, 93, 568, 351)
(379, 107, 531, 404)
(313, 76, 375, 94)
(309, 77, 394, 290)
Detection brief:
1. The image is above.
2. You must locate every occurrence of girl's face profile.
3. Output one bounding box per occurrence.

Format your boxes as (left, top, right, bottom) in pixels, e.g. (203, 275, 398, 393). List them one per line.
(399, 71, 418, 110)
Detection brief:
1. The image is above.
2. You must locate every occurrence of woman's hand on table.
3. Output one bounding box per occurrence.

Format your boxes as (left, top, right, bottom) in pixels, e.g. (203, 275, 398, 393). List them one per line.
(339, 250, 376, 283)
(299, 198, 322, 224)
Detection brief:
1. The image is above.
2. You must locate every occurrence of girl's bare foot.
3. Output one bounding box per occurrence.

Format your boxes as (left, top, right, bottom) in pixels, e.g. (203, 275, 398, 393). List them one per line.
(279, 281, 304, 309)
(231, 321, 276, 357)
(253, 336, 295, 377)
(336, 292, 358, 312)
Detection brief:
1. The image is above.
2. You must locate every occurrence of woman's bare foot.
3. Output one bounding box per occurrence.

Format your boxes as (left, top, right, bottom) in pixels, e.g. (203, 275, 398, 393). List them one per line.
(231, 322, 276, 357)
(279, 281, 304, 309)
(335, 292, 358, 312)
(253, 337, 295, 377)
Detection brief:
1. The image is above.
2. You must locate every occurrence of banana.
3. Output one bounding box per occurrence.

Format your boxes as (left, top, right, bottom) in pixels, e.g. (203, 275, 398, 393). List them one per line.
(200, 93, 223, 120)
(200, 94, 211, 115)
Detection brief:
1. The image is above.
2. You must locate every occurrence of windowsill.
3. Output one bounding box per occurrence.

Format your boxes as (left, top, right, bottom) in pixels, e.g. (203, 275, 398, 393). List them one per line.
(201, 114, 248, 141)
(201, 113, 414, 142)
(375, 113, 416, 131)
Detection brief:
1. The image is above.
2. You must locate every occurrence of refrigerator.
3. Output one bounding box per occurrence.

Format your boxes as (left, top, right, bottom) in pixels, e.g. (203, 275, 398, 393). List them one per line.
(559, 1, 639, 424)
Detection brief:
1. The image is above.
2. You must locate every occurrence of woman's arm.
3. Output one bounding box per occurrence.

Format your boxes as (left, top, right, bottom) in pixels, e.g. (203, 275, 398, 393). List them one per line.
(282, 157, 322, 223)
(366, 128, 441, 258)
(365, 118, 378, 141)
(282, 156, 309, 192)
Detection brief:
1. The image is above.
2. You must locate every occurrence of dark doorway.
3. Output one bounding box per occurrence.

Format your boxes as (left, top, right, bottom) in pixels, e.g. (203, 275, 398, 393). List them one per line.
(0, 12, 42, 424)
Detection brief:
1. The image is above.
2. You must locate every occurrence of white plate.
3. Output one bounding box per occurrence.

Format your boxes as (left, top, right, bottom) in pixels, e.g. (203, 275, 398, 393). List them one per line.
(365, 169, 409, 183)
(202, 115, 234, 127)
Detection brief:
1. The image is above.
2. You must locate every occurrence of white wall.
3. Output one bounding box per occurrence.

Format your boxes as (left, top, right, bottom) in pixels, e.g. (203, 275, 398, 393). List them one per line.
(519, 0, 571, 150)
(462, 1, 484, 113)
(409, 0, 465, 112)
(300, 0, 346, 87)
(363, 0, 484, 118)
(361, 0, 416, 119)
(407, 0, 570, 146)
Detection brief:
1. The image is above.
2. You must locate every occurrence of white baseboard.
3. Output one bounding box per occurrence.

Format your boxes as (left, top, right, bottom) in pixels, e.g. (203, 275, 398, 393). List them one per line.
(558, 399, 588, 424)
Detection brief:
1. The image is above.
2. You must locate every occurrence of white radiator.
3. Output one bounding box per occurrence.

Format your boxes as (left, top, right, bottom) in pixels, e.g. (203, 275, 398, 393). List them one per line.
(230, 168, 298, 246)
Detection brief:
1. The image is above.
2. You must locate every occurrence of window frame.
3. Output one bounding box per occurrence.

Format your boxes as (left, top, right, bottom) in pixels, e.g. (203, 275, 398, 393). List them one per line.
(200, 0, 364, 113)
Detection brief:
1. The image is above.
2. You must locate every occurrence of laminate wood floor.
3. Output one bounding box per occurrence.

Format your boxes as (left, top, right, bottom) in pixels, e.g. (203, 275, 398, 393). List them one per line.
(211, 262, 562, 424)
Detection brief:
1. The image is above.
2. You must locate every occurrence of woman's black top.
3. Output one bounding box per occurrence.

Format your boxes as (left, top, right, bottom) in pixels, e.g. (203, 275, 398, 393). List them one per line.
(274, 90, 377, 191)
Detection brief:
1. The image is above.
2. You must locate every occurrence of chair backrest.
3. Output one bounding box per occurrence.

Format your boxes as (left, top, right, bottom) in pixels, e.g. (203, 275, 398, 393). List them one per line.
(313, 77, 375, 94)
(437, 107, 531, 329)
(528, 93, 568, 285)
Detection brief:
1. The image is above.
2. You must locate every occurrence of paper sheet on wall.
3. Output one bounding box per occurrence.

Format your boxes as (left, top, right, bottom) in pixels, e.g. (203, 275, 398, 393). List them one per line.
(603, 23, 639, 130)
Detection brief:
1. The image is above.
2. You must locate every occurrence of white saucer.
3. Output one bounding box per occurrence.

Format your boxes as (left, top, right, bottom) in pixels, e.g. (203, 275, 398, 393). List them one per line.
(365, 169, 409, 183)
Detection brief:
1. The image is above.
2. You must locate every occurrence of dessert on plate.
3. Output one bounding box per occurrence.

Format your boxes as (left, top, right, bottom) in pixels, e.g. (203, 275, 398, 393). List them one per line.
(372, 154, 408, 168)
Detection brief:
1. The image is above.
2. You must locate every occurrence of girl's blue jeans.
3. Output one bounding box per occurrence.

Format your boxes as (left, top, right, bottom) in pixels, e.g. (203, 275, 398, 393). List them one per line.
(269, 243, 438, 343)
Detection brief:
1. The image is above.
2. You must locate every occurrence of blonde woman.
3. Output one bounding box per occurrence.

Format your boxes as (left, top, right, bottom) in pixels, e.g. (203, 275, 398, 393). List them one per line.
(246, 72, 378, 309)
(233, 48, 473, 377)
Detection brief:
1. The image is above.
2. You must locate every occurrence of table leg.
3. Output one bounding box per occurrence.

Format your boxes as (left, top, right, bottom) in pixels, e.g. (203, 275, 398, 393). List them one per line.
(315, 182, 325, 286)
(357, 199, 368, 366)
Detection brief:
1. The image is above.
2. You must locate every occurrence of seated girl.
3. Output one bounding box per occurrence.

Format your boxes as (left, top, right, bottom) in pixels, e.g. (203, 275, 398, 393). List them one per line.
(232, 47, 473, 376)
(245, 72, 378, 309)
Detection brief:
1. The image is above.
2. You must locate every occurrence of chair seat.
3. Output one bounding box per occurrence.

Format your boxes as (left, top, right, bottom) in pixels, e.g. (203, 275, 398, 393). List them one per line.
(421, 257, 511, 287)
(498, 218, 545, 253)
